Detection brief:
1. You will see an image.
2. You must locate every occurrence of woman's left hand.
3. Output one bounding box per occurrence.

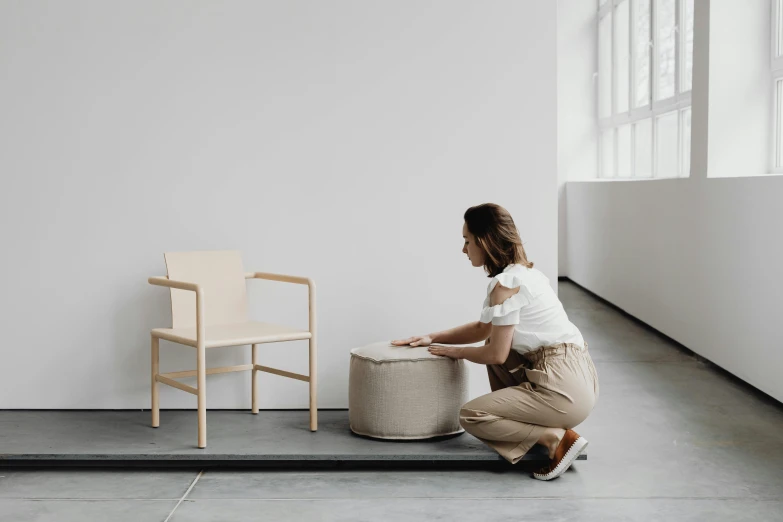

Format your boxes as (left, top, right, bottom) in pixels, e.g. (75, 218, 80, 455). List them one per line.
(428, 345, 464, 359)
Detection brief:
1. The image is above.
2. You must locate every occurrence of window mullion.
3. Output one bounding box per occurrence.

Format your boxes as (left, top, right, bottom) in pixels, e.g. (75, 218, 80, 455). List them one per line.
(648, 0, 654, 106)
(613, 112, 633, 127)
(675, 0, 681, 94)
(677, 3, 684, 181)
(597, 10, 603, 178)
(614, 125, 619, 178)
(631, 121, 637, 178)
(629, 0, 636, 111)
(777, 80, 783, 169)
(651, 0, 659, 104)
(611, 2, 617, 117)
(629, 107, 653, 123)
(775, 0, 782, 67)
(677, 108, 683, 177)
(778, 81, 781, 168)
(652, 112, 659, 178)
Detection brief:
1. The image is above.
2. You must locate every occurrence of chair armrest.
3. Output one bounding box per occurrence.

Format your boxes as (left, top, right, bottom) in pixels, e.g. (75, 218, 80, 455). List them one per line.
(245, 272, 314, 288)
(245, 272, 316, 333)
(148, 276, 206, 346)
(148, 276, 202, 294)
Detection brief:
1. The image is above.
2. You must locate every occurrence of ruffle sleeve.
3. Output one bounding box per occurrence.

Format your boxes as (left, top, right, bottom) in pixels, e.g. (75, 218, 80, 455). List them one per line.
(479, 268, 546, 326)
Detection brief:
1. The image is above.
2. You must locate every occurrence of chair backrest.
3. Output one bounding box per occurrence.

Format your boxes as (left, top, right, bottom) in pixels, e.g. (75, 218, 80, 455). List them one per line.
(164, 250, 248, 328)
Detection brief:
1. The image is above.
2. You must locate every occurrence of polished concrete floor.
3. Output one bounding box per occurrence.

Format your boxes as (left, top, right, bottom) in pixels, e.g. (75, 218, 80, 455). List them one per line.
(2, 281, 782, 521)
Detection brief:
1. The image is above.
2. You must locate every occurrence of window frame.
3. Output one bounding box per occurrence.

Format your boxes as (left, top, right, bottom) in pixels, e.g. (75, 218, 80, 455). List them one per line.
(598, 0, 693, 179)
(771, 0, 783, 172)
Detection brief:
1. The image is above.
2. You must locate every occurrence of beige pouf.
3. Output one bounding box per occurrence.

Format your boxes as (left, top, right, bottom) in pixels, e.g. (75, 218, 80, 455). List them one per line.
(349, 342, 469, 440)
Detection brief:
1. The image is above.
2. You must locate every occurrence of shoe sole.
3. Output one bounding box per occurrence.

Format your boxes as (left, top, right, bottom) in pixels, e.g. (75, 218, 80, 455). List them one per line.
(532, 437, 589, 481)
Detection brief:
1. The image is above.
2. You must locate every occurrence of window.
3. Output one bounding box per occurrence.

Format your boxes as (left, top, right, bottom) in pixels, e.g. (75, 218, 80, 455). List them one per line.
(601, 129, 616, 178)
(656, 0, 676, 100)
(773, 0, 783, 171)
(598, 0, 694, 178)
(634, 0, 651, 108)
(655, 110, 678, 176)
(599, 13, 613, 119)
(615, 0, 630, 113)
(634, 118, 652, 177)
(680, 107, 691, 175)
(681, 0, 694, 92)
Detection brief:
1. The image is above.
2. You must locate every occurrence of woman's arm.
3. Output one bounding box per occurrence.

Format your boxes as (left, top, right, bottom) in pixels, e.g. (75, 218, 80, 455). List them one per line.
(428, 283, 519, 364)
(429, 324, 514, 364)
(430, 321, 491, 345)
(391, 321, 490, 347)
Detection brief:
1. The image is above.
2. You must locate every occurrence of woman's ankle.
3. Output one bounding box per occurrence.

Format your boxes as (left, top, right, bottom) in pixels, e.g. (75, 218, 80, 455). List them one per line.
(537, 428, 566, 459)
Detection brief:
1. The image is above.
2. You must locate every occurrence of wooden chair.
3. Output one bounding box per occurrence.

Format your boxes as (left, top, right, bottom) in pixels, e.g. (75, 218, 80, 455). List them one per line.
(148, 250, 316, 448)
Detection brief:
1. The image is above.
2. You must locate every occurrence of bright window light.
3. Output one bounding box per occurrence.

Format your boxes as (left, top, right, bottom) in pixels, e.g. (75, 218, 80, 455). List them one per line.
(775, 2, 783, 171)
(656, 111, 679, 178)
(615, 1, 630, 113)
(777, 80, 783, 168)
(597, 0, 692, 179)
(602, 130, 616, 178)
(599, 13, 613, 119)
(633, 0, 651, 108)
(634, 118, 653, 177)
(680, 108, 691, 177)
(656, 0, 676, 100)
(681, 0, 694, 92)
(778, 0, 783, 58)
(617, 125, 632, 176)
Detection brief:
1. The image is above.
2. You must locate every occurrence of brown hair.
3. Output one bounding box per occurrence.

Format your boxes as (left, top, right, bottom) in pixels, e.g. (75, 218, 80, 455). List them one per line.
(464, 203, 534, 278)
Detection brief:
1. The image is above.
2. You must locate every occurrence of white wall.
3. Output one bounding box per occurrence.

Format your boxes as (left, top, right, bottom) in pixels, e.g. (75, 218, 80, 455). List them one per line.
(557, 0, 598, 276)
(0, 1, 558, 408)
(566, 177, 783, 403)
(563, 0, 783, 402)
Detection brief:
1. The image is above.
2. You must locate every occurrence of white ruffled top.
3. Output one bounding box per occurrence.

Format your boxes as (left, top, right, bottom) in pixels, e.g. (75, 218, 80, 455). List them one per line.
(479, 264, 584, 353)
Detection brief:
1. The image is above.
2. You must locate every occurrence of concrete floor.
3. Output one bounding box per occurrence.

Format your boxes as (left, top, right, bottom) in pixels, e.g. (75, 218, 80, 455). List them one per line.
(2, 281, 782, 521)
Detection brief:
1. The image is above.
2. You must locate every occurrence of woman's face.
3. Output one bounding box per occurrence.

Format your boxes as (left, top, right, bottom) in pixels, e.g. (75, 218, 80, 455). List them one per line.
(462, 222, 485, 267)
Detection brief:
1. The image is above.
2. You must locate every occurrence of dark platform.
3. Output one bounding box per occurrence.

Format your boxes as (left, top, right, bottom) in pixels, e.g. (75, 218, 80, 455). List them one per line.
(0, 410, 585, 468)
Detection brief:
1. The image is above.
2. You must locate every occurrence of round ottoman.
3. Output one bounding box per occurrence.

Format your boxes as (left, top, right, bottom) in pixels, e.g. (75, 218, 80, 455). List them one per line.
(349, 341, 469, 440)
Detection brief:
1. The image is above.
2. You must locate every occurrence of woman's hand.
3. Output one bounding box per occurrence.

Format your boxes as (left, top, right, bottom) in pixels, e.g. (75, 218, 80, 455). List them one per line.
(391, 335, 433, 347)
(428, 345, 464, 360)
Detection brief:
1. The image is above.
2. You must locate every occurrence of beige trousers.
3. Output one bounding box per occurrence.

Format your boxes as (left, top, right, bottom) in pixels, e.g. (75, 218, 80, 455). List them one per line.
(459, 342, 600, 464)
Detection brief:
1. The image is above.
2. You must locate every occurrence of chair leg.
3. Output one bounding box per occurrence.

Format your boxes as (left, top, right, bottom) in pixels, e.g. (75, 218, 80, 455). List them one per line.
(151, 335, 160, 428)
(251, 344, 259, 414)
(309, 337, 317, 431)
(197, 342, 207, 448)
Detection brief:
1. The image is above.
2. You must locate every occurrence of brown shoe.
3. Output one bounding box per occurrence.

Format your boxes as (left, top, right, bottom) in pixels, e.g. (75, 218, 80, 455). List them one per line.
(533, 429, 588, 481)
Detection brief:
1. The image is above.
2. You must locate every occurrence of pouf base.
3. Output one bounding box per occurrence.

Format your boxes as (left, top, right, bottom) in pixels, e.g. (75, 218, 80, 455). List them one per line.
(350, 427, 465, 441)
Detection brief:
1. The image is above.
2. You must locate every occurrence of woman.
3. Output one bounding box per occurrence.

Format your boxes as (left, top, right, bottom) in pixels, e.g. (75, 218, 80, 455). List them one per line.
(392, 203, 599, 481)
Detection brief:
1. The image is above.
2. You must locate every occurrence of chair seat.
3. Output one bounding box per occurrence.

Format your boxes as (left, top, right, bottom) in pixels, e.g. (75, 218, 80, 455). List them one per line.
(152, 321, 312, 348)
